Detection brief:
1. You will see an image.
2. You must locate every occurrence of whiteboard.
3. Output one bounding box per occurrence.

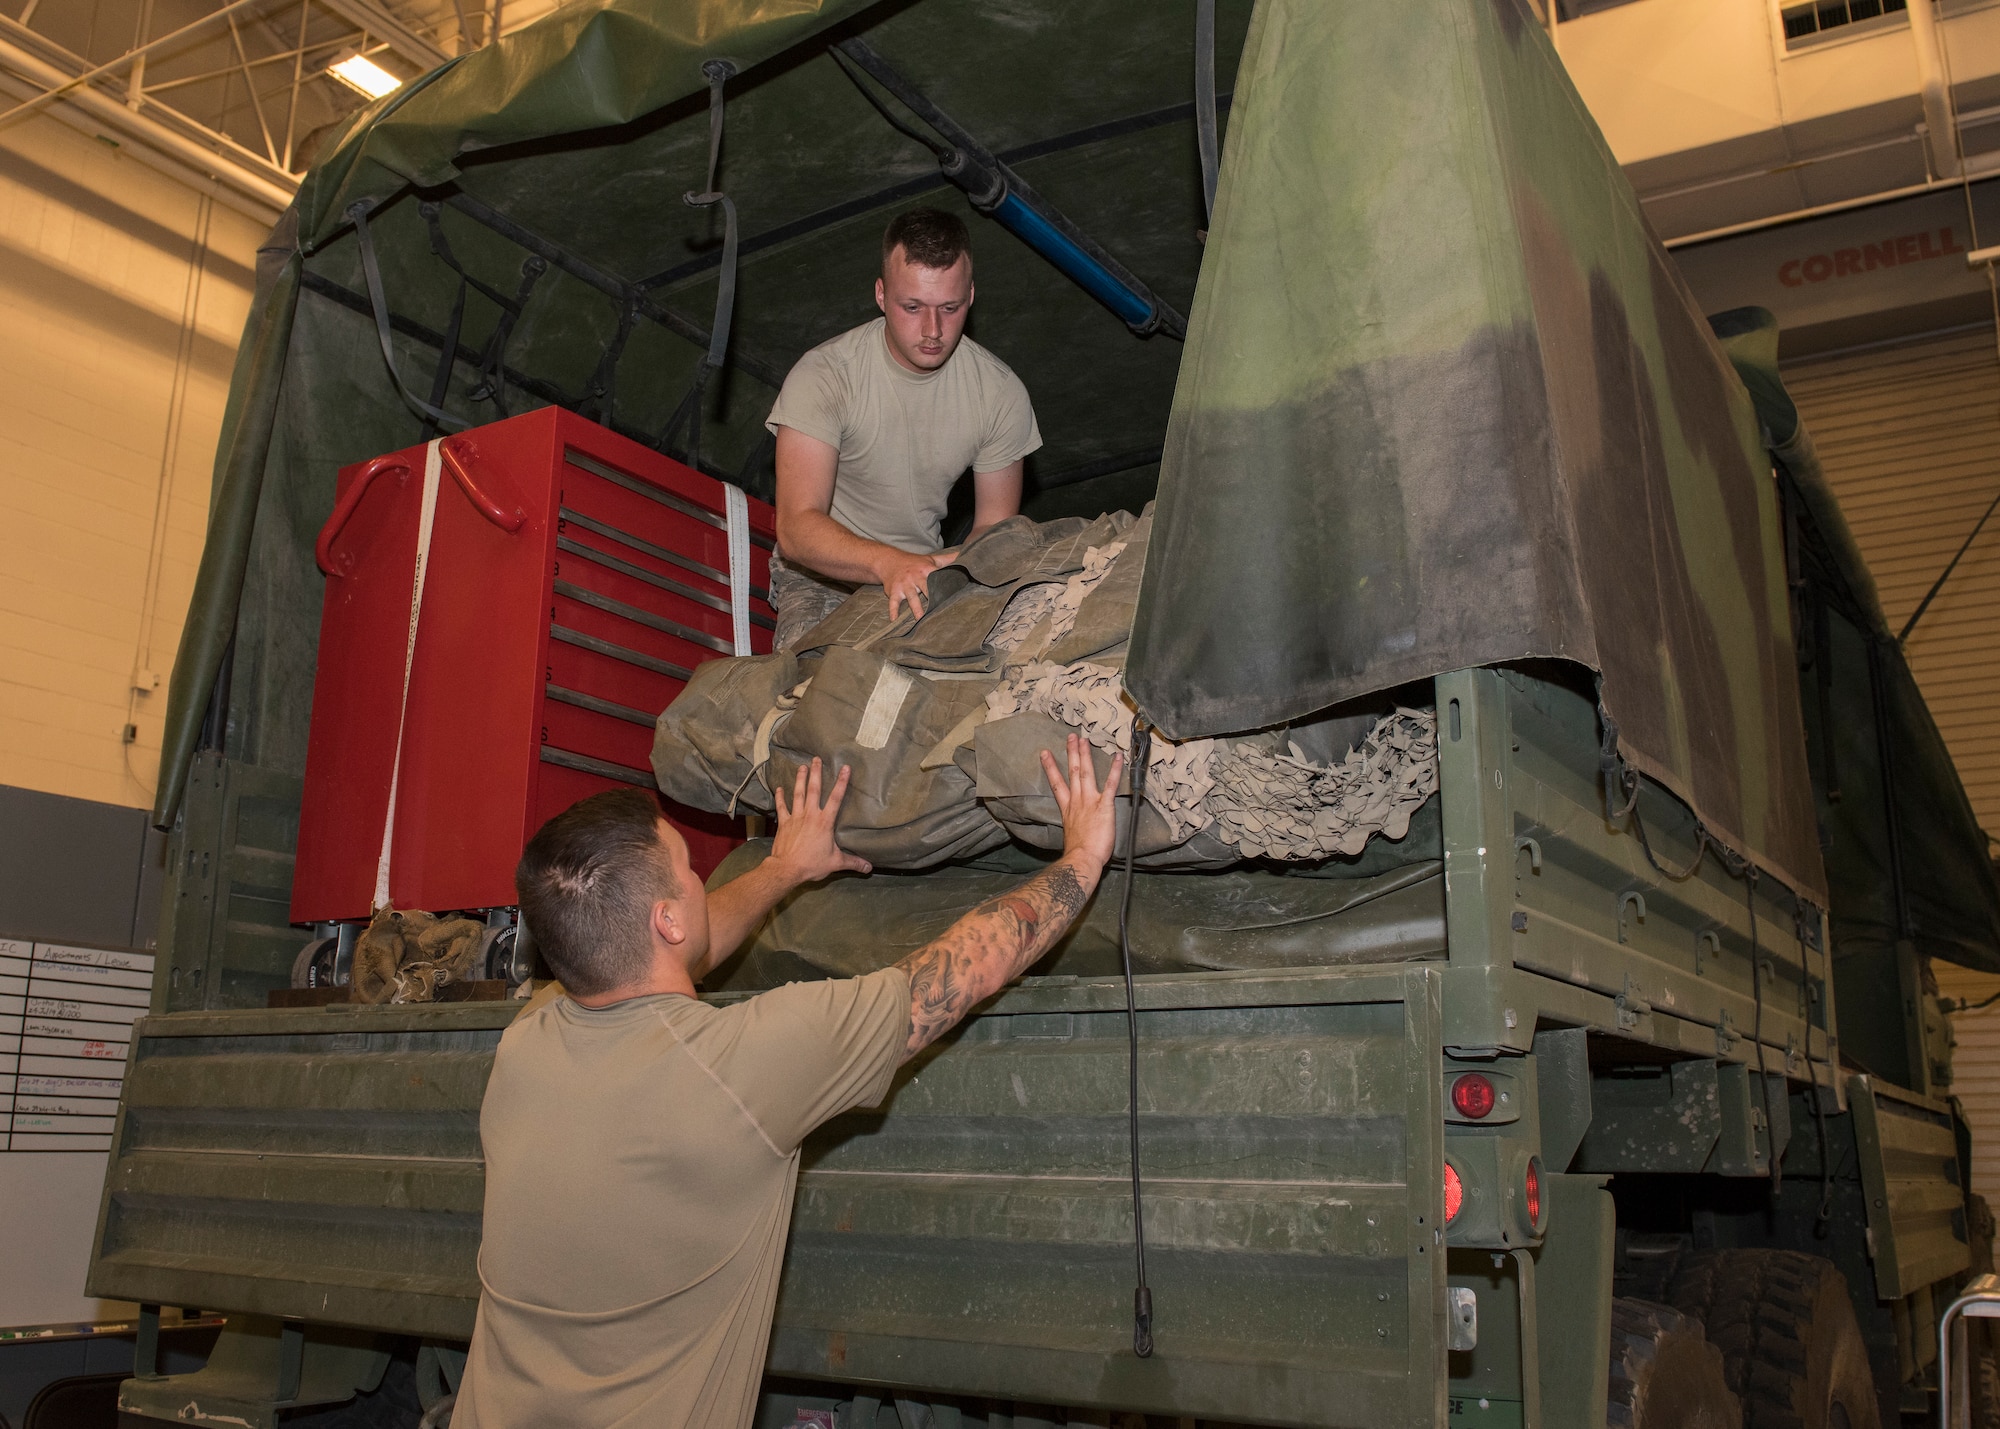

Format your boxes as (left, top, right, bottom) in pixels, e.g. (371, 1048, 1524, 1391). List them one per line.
(0, 937, 150, 1329)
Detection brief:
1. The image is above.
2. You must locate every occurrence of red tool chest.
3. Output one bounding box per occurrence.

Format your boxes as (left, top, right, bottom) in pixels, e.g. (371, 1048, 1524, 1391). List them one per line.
(291, 407, 776, 925)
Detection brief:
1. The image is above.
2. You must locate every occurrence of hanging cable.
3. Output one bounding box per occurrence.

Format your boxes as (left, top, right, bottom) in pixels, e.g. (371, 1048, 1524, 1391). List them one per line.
(1119, 720, 1156, 1359)
(1898, 482, 2000, 645)
(660, 59, 742, 467)
(1194, 0, 1219, 226)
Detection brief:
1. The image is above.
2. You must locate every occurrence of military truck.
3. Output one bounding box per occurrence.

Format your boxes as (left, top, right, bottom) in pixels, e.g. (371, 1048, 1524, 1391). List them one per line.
(87, 1, 2000, 1427)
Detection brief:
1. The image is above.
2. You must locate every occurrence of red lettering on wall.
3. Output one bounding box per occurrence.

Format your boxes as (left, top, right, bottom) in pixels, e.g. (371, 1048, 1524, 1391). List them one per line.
(1777, 227, 1971, 287)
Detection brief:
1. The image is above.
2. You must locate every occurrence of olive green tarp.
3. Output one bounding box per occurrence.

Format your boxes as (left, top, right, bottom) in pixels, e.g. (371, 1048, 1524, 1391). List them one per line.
(158, 0, 1996, 960)
(1126, 0, 1831, 899)
(1714, 307, 2000, 981)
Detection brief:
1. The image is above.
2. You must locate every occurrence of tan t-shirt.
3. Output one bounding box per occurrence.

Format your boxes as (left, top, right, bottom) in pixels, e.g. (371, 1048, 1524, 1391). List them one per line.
(765, 317, 1042, 557)
(454, 969, 911, 1429)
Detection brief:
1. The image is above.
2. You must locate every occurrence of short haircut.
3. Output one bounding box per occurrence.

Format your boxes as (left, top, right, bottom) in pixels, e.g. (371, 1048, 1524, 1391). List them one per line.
(883, 207, 971, 272)
(515, 789, 680, 997)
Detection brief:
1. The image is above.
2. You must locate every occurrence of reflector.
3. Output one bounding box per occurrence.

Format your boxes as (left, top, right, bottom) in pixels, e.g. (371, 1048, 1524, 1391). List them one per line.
(1450, 1073, 1496, 1119)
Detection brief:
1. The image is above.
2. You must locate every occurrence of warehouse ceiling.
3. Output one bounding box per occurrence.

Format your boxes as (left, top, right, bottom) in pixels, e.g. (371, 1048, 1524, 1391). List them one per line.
(0, 0, 562, 218)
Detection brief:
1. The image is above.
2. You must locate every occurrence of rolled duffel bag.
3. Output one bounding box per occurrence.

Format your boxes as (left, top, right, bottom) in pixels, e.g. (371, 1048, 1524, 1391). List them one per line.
(764, 645, 1009, 868)
(650, 505, 1440, 872)
(650, 649, 800, 815)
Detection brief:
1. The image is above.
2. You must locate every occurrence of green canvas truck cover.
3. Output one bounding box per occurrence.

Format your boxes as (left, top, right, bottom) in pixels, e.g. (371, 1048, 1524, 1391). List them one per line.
(156, 0, 1994, 945)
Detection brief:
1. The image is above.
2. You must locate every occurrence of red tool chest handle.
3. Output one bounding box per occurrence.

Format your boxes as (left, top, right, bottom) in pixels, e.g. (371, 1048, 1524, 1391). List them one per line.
(316, 455, 410, 576)
(315, 438, 525, 577)
(438, 437, 527, 537)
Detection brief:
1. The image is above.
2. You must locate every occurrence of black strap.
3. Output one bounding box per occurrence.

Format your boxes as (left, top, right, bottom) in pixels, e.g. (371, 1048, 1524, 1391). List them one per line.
(661, 59, 741, 466)
(468, 255, 549, 417)
(349, 200, 468, 432)
(1119, 722, 1156, 1359)
(420, 277, 468, 442)
(422, 202, 525, 315)
(587, 293, 642, 428)
(1195, 0, 1219, 225)
(422, 201, 548, 419)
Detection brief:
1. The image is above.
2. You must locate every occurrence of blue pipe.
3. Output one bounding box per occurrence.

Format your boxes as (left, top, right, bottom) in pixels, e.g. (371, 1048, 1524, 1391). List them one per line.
(988, 191, 1157, 332)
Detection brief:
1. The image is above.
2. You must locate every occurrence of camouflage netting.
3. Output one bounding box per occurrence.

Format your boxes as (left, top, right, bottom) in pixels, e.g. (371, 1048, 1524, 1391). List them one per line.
(652, 508, 1439, 872)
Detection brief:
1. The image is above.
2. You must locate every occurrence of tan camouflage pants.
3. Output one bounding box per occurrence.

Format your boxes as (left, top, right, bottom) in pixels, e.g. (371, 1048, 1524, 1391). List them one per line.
(768, 557, 853, 652)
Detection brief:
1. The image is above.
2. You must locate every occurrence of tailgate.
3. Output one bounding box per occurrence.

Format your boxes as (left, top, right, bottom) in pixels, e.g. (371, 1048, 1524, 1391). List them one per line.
(89, 968, 1446, 1427)
(87, 1003, 513, 1338)
(775, 965, 1447, 1428)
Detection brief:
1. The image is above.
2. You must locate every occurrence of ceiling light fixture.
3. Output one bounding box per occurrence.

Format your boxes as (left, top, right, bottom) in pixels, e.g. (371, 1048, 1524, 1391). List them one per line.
(327, 53, 402, 99)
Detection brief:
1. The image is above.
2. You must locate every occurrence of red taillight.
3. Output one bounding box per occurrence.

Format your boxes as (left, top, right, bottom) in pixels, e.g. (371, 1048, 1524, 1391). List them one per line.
(1444, 1162, 1464, 1222)
(1524, 1157, 1543, 1227)
(1451, 1073, 1497, 1119)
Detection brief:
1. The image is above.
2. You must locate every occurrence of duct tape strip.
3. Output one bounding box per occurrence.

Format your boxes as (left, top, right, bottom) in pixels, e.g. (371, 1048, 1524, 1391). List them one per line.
(374, 438, 444, 911)
(724, 482, 752, 656)
(856, 664, 915, 750)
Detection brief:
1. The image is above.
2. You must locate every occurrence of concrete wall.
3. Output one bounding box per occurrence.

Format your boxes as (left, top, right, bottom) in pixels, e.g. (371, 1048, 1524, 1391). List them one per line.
(0, 110, 262, 814)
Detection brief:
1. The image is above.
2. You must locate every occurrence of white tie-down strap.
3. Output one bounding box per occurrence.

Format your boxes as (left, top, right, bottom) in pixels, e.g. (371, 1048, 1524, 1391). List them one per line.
(723, 482, 752, 656)
(373, 438, 444, 911)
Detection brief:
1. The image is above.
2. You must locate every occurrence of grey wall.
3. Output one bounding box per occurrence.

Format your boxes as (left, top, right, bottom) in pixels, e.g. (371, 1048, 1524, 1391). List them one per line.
(0, 784, 166, 949)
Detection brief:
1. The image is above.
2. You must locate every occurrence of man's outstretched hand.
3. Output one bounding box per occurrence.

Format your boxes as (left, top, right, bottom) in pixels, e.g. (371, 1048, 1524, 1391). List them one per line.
(1039, 734, 1124, 875)
(769, 757, 872, 883)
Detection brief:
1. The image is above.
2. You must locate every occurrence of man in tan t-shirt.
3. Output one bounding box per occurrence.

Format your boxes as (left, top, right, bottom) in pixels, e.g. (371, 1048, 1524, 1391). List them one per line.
(455, 739, 1121, 1429)
(766, 205, 1042, 649)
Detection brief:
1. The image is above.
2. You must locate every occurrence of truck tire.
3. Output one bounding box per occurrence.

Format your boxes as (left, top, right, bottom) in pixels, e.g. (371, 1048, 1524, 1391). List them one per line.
(1665, 1249, 1879, 1429)
(1607, 1298, 1742, 1428)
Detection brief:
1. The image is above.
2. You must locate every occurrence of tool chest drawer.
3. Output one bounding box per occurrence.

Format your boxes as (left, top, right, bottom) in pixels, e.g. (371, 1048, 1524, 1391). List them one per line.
(292, 407, 774, 924)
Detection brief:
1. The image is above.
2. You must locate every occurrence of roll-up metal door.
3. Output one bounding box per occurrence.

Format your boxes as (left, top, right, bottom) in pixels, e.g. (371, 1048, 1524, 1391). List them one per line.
(1787, 329, 2000, 1199)
(1782, 329, 2000, 838)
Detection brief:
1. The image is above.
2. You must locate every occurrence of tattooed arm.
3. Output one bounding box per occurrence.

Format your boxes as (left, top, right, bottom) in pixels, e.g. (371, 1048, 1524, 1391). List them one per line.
(895, 734, 1123, 1060)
